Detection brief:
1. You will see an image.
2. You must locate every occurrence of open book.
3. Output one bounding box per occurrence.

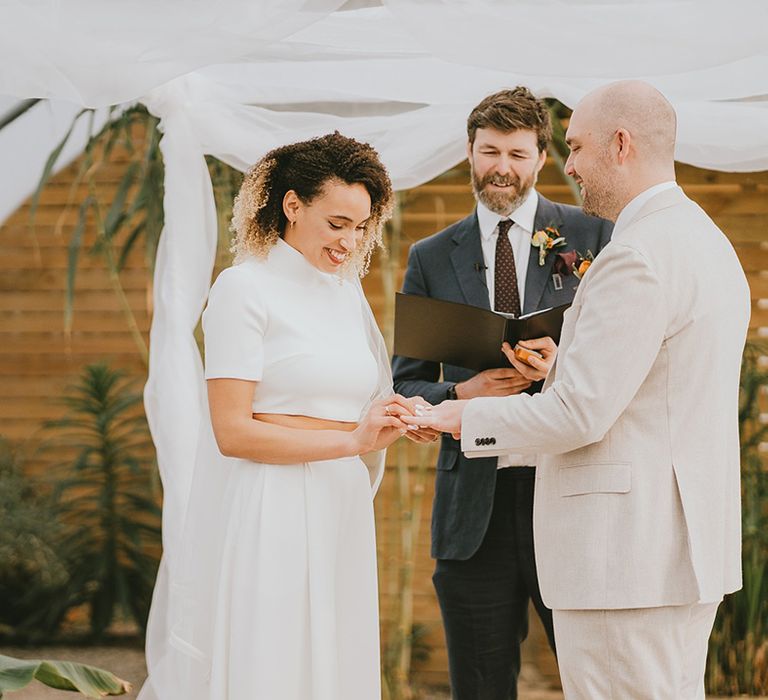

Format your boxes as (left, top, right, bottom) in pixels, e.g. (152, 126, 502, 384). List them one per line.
(393, 293, 571, 371)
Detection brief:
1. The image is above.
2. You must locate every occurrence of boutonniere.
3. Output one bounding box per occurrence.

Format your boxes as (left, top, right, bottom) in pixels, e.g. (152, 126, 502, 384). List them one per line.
(531, 226, 567, 266)
(553, 249, 595, 279)
(572, 250, 595, 279)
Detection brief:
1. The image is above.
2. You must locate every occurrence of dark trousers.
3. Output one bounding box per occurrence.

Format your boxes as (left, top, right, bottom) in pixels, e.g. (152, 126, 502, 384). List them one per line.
(432, 467, 556, 700)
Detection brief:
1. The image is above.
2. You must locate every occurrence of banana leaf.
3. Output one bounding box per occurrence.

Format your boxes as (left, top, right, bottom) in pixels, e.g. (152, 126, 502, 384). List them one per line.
(0, 654, 130, 697)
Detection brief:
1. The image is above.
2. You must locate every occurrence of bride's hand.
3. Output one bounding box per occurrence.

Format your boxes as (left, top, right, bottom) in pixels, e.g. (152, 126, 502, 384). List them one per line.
(351, 395, 415, 454)
(392, 396, 440, 444)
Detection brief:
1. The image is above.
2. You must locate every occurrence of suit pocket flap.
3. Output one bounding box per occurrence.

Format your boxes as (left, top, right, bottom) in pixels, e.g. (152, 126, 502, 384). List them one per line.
(558, 463, 631, 497)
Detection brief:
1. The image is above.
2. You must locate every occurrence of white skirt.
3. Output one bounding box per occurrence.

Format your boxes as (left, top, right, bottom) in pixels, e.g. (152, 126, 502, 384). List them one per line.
(206, 455, 381, 700)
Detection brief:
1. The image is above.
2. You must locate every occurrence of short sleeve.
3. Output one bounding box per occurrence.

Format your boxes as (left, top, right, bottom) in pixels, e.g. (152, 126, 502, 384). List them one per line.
(202, 265, 266, 381)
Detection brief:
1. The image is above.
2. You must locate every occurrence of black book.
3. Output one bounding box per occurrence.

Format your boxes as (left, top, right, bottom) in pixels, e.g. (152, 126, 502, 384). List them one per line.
(394, 293, 571, 371)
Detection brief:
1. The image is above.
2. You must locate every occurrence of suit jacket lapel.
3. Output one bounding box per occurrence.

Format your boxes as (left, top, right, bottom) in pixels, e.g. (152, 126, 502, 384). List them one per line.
(450, 212, 491, 310)
(523, 195, 563, 314)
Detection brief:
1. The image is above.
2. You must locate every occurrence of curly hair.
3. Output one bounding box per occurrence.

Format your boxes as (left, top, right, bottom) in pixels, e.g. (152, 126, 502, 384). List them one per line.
(231, 132, 394, 277)
(467, 87, 552, 153)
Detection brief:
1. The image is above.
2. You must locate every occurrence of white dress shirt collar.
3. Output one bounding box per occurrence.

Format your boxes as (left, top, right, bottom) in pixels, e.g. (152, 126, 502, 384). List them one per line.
(477, 188, 539, 239)
(613, 181, 678, 237)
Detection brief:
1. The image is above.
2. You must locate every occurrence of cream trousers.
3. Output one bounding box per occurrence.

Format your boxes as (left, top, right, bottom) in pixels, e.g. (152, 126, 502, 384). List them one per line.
(553, 601, 720, 699)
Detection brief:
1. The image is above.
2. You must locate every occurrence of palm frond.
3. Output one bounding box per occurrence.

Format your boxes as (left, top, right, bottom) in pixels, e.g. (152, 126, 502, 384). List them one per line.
(29, 109, 91, 230)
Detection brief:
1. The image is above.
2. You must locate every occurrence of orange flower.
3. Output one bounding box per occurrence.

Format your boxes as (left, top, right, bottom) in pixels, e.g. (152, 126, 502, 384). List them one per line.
(572, 252, 594, 279)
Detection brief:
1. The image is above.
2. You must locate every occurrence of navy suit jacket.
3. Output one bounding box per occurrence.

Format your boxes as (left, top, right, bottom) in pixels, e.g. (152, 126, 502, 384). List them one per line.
(392, 194, 613, 560)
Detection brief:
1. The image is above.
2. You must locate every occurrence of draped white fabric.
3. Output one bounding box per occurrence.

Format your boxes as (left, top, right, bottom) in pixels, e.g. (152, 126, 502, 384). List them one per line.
(1, 2, 767, 696)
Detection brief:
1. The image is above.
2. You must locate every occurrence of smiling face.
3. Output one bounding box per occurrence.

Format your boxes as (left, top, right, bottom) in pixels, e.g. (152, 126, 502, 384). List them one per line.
(564, 103, 626, 221)
(282, 179, 371, 274)
(468, 127, 546, 216)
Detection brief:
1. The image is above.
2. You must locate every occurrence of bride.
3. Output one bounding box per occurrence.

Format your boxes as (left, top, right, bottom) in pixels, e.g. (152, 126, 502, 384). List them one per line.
(139, 132, 434, 700)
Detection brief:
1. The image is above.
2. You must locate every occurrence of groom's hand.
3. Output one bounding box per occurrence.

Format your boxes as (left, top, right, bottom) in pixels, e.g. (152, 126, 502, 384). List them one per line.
(399, 400, 467, 439)
(455, 367, 532, 399)
(386, 396, 441, 443)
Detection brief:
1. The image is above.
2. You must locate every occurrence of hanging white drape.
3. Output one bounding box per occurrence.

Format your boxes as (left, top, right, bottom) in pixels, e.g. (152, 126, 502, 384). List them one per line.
(0, 0, 348, 106)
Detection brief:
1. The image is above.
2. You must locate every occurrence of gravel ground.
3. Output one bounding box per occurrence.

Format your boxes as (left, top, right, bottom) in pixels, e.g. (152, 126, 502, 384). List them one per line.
(1, 646, 764, 699)
(1, 646, 562, 699)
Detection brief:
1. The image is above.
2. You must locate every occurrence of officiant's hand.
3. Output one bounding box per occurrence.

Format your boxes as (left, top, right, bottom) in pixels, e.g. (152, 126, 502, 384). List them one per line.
(503, 336, 557, 382)
(455, 368, 532, 399)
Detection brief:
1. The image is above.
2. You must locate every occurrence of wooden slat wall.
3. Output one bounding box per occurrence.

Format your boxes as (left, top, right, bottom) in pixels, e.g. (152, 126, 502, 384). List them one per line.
(2, 138, 766, 686)
(0, 160, 151, 442)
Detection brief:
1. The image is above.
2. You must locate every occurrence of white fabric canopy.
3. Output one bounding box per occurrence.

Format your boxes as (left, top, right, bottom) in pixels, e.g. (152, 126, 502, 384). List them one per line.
(1, 2, 767, 696)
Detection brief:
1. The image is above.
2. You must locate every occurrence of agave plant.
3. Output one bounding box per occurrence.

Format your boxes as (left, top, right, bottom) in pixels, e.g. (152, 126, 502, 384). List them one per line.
(0, 653, 129, 697)
(44, 364, 160, 639)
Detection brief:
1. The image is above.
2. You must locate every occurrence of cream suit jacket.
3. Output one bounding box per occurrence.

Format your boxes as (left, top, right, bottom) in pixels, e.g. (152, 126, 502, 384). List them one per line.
(460, 187, 750, 609)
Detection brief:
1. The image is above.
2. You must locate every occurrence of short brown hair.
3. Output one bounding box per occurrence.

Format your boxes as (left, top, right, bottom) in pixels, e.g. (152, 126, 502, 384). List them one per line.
(231, 132, 394, 276)
(467, 87, 552, 152)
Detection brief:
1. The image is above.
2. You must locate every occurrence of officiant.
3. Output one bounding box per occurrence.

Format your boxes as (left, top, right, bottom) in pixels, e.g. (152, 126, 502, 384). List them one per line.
(392, 87, 612, 700)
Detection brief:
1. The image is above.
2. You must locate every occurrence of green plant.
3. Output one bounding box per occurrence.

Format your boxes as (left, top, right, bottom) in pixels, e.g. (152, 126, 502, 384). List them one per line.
(44, 364, 160, 640)
(0, 439, 69, 640)
(0, 653, 129, 697)
(545, 99, 582, 205)
(408, 622, 433, 668)
(706, 341, 768, 694)
(29, 106, 165, 364)
(30, 104, 243, 364)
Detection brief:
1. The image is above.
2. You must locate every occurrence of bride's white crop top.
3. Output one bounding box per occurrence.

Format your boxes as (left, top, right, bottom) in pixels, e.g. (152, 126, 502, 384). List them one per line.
(202, 238, 379, 423)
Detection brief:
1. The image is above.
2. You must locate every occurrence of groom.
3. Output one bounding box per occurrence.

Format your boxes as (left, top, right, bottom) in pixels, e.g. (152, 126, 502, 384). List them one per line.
(403, 81, 751, 699)
(392, 87, 611, 700)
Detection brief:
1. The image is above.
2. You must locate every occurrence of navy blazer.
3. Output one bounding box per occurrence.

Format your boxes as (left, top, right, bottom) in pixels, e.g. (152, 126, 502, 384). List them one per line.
(392, 194, 613, 560)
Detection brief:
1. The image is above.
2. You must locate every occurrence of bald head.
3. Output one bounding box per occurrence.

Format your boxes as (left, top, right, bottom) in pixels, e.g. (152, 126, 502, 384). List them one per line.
(579, 80, 677, 163)
(564, 81, 678, 220)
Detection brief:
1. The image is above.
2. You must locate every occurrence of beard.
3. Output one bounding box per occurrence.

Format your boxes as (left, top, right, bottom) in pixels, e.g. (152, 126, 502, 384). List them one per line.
(579, 167, 625, 221)
(470, 165, 535, 216)
(576, 146, 628, 221)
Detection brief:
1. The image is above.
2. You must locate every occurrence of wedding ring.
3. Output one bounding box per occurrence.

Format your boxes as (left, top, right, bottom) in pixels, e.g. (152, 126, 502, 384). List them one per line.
(385, 406, 391, 415)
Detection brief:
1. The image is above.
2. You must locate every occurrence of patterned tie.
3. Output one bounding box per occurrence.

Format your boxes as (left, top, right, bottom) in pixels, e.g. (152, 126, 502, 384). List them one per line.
(494, 219, 521, 316)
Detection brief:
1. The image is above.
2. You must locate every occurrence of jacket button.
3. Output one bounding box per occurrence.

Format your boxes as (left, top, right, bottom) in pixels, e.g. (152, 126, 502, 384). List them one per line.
(490, 437, 496, 445)
(475, 438, 481, 446)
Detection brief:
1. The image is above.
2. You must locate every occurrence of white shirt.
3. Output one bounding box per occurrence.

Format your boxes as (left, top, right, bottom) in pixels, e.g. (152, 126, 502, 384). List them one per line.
(203, 238, 378, 422)
(477, 188, 538, 312)
(476, 189, 539, 468)
(613, 181, 678, 237)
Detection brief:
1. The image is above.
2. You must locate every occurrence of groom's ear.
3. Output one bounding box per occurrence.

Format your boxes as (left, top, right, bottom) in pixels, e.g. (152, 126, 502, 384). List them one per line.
(615, 128, 632, 165)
